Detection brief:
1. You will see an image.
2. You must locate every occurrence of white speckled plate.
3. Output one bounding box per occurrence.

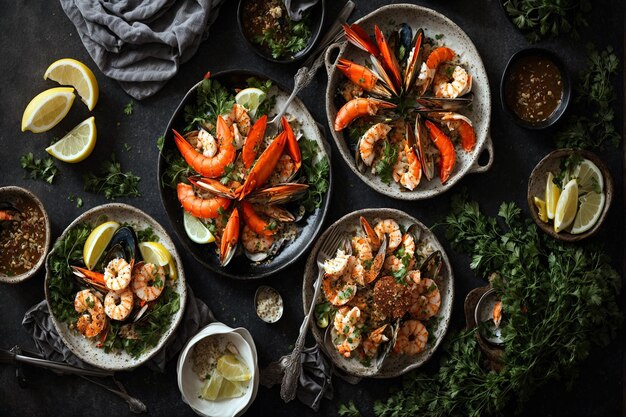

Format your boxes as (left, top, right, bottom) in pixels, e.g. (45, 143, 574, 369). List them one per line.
(44, 203, 187, 370)
(325, 4, 493, 200)
(302, 208, 454, 378)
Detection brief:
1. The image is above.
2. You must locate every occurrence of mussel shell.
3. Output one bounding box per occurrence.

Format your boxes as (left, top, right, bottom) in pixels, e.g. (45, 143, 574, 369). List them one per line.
(399, 23, 413, 53)
(374, 319, 400, 370)
(414, 113, 435, 181)
(354, 136, 369, 174)
(107, 226, 141, 263)
(0, 201, 20, 213)
(405, 223, 422, 243)
(416, 94, 474, 111)
(420, 250, 442, 279)
(244, 236, 287, 263)
(102, 243, 127, 267)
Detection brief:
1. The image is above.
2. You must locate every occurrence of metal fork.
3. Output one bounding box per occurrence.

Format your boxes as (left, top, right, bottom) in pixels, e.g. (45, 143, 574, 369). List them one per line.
(280, 227, 346, 402)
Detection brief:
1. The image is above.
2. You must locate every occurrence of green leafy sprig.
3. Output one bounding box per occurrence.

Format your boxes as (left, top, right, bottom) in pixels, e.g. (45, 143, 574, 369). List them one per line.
(183, 79, 234, 133)
(374, 141, 398, 185)
(299, 138, 330, 212)
(20, 153, 59, 184)
(83, 154, 141, 199)
(374, 196, 621, 417)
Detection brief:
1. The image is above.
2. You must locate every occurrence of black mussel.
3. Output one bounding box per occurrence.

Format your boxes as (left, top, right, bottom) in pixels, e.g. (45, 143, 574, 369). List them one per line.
(415, 94, 474, 111)
(420, 250, 443, 279)
(102, 243, 128, 267)
(387, 30, 401, 62)
(399, 23, 413, 52)
(373, 319, 400, 371)
(107, 226, 141, 264)
(406, 223, 422, 243)
(414, 113, 435, 181)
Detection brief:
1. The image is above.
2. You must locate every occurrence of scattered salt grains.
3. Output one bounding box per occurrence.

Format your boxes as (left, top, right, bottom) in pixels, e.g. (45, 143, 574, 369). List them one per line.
(255, 286, 283, 323)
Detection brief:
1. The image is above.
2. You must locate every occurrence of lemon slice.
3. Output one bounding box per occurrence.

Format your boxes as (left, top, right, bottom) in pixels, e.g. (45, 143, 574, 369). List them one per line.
(44, 58, 99, 111)
(554, 179, 578, 233)
(139, 241, 177, 280)
(22, 87, 75, 133)
(45, 116, 96, 163)
(545, 172, 560, 221)
(571, 191, 605, 234)
(183, 211, 215, 244)
(235, 87, 266, 118)
(533, 197, 549, 223)
(201, 370, 224, 401)
(83, 221, 120, 270)
(573, 158, 604, 194)
(218, 379, 247, 399)
(217, 354, 251, 382)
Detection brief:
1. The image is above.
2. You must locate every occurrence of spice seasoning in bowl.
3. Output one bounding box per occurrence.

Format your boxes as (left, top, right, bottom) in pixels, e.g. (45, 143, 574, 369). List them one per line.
(501, 48, 570, 129)
(254, 285, 283, 323)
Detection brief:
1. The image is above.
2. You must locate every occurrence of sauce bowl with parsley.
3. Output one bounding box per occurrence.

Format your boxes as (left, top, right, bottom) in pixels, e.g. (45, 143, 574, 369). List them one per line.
(0, 186, 50, 284)
(237, 0, 325, 63)
(501, 48, 571, 129)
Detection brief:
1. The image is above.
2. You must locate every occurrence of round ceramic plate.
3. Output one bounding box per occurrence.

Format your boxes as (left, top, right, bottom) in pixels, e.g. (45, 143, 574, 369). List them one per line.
(302, 208, 454, 378)
(44, 203, 187, 370)
(0, 186, 51, 284)
(324, 3, 493, 200)
(158, 70, 332, 279)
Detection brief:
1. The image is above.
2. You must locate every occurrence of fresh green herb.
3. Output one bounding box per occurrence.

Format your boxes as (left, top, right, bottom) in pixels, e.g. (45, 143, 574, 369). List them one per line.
(338, 401, 362, 417)
(83, 154, 141, 200)
(503, 0, 590, 43)
(20, 153, 59, 184)
(183, 79, 234, 132)
(374, 141, 398, 185)
(338, 286, 354, 300)
(435, 33, 444, 40)
(362, 259, 373, 270)
(161, 150, 193, 189)
(347, 124, 369, 144)
(374, 196, 621, 417)
(136, 227, 159, 243)
(246, 77, 276, 116)
(156, 135, 165, 153)
(314, 302, 332, 328)
(123, 100, 134, 116)
(555, 46, 620, 150)
(68, 195, 84, 208)
(86, 297, 95, 309)
(553, 153, 583, 188)
(299, 138, 330, 212)
(154, 275, 163, 289)
(253, 18, 312, 59)
(123, 143, 133, 152)
(220, 163, 243, 186)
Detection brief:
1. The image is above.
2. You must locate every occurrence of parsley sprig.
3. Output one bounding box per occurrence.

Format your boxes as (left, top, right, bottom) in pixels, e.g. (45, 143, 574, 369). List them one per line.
(254, 18, 312, 59)
(183, 79, 234, 133)
(83, 154, 141, 199)
(299, 138, 330, 212)
(20, 153, 59, 184)
(374, 197, 621, 417)
(374, 141, 398, 185)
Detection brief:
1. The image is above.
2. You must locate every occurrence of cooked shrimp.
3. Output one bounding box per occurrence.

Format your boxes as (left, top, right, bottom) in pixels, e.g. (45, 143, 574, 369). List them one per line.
(241, 225, 274, 254)
(410, 278, 441, 320)
(323, 249, 352, 279)
(177, 183, 231, 219)
(362, 324, 389, 358)
(322, 274, 357, 306)
(74, 289, 107, 338)
(350, 258, 366, 286)
(393, 143, 422, 190)
(341, 80, 364, 102)
(104, 288, 134, 321)
(333, 306, 361, 335)
(374, 219, 402, 253)
(383, 254, 405, 273)
(400, 232, 416, 258)
(393, 320, 428, 355)
(359, 123, 392, 166)
(196, 128, 218, 157)
(104, 258, 132, 291)
(433, 65, 472, 98)
(131, 262, 165, 302)
(351, 236, 373, 261)
(334, 98, 396, 131)
(223, 104, 251, 149)
(416, 47, 455, 94)
(269, 154, 296, 184)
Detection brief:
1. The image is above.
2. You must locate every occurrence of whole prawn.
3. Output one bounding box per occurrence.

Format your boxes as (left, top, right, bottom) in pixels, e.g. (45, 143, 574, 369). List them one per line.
(425, 120, 456, 184)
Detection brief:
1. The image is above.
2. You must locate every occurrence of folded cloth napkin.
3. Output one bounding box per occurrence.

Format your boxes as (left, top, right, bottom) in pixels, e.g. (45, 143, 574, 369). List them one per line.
(59, 0, 225, 99)
(22, 285, 214, 372)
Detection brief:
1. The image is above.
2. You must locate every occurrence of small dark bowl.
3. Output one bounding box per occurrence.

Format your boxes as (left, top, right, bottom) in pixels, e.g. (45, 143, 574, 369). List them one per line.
(237, 0, 325, 63)
(500, 47, 571, 130)
(527, 149, 613, 242)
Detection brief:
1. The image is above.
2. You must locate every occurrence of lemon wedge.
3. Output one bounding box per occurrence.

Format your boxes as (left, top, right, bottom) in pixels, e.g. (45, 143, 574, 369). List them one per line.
(44, 58, 99, 111)
(139, 241, 177, 280)
(45, 116, 96, 163)
(573, 158, 604, 194)
(545, 172, 560, 221)
(22, 87, 75, 133)
(218, 379, 247, 399)
(217, 354, 251, 382)
(235, 87, 266, 118)
(554, 179, 578, 233)
(83, 221, 120, 270)
(571, 191, 605, 234)
(183, 211, 215, 244)
(533, 197, 549, 223)
(201, 370, 224, 401)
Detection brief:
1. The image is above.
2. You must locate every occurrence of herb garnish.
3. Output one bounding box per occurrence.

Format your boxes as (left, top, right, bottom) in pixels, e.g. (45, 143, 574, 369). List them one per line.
(374, 141, 398, 185)
(338, 401, 363, 417)
(246, 77, 276, 117)
(299, 138, 330, 212)
(83, 154, 141, 200)
(183, 79, 234, 133)
(20, 153, 59, 184)
(136, 227, 159, 243)
(254, 19, 312, 59)
(68, 194, 84, 208)
(123, 100, 134, 116)
(374, 196, 621, 417)
(555, 46, 620, 150)
(161, 151, 193, 189)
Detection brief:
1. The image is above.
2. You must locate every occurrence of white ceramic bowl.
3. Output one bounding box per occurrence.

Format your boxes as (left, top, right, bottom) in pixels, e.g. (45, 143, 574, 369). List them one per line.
(177, 323, 259, 417)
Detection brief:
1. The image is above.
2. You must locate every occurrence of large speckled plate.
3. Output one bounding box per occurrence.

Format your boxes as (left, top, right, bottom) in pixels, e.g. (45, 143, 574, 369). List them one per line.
(325, 4, 493, 200)
(302, 208, 454, 378)
(44, 203, 187, 370)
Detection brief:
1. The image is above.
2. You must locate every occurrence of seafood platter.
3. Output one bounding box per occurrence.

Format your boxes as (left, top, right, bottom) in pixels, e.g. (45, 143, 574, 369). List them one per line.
(44, 204, 187, 370)
(325, 4, 493, 200)
(303, 208, 453, 377)
(158, 70, 331, 279)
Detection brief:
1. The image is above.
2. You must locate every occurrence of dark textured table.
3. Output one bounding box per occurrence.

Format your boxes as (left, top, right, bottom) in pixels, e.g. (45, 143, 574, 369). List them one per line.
(1, 1, 623, 416)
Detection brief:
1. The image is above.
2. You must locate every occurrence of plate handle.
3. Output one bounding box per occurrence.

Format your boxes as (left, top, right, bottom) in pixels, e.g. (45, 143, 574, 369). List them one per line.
(468, 130, 494, 174)
(325, 42, 343, 77)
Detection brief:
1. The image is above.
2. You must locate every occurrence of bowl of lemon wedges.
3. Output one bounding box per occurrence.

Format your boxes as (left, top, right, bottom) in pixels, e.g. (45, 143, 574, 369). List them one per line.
(177, 323, 259, 417)
(21, 58, 98, 163)
(528, 149, 613, 241)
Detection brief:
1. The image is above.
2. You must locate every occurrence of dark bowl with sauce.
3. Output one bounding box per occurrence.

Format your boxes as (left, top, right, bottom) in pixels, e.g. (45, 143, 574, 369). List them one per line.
(501, 48, 571, 129)
(237, 0, 325, 63)
(0, 186, 51, 284)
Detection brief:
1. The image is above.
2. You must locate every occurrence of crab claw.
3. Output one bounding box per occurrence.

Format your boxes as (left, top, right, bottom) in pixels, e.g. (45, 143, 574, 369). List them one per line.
(239, 131, 287, 200)
(220, 208, 239, 266)
(282, 117, 301, 172)
(242, 115, 267, 169)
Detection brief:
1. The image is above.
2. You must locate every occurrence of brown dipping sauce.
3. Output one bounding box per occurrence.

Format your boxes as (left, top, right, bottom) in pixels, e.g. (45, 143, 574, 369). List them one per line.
(0, 197, 46, 276)
(504, 55, 563, 124)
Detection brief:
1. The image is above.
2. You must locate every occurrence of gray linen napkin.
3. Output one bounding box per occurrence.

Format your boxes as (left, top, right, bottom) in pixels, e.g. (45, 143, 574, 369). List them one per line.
(59, 0, 225, 99)
(22, 285, 214, 372)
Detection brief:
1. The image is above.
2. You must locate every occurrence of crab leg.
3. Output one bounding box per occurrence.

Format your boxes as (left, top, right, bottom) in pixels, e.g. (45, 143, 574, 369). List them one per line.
(220, 208, 239, 266)
(242, 115, 267, 168)
(282, 116, 301, 172)
(238, 131, 287, 200)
